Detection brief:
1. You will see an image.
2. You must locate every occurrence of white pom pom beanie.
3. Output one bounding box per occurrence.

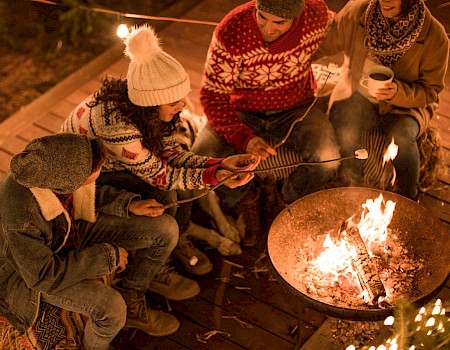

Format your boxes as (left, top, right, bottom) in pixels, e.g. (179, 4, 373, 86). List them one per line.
(124, 25, 191, 107)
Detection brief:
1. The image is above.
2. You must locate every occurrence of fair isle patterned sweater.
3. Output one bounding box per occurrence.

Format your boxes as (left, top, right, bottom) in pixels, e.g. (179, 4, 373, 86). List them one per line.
(62, 98, 222, 191)
(200, 0, 334, 152)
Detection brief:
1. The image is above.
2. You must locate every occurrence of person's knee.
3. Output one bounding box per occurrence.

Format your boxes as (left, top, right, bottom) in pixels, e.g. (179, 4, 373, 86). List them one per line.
(159, 214, 179, 251)
(92, 288, 127, 334)
(387, 117, 419, 147)
(131, 214, 179, 252)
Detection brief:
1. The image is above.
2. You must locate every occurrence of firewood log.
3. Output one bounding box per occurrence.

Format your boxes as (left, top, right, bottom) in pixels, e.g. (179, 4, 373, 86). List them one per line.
(339, 220, 386, 304)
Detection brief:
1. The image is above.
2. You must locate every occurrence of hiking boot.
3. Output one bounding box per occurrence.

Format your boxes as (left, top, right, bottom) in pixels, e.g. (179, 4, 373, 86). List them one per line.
(114, 285, 179, 336)
(149, 263, 200, 300)
(172, 233, 212, 275)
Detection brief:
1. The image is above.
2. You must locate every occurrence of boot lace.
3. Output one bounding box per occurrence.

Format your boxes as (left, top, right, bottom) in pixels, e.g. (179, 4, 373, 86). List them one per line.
(152, 263, 176, 286)
(127, 290, 148, 320)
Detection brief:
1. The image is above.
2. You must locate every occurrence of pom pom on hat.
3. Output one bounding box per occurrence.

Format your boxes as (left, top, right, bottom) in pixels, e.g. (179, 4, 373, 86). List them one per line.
(124, 25, 162, 64)
(125, 25, 191, 107)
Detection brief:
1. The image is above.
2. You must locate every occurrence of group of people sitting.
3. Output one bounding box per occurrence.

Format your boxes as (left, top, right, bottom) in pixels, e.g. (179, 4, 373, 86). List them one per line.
(0, 0, 447, 348)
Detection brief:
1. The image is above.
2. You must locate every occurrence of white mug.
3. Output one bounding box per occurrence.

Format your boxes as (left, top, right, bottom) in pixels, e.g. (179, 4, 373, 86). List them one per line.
(360, 65, 394, 97)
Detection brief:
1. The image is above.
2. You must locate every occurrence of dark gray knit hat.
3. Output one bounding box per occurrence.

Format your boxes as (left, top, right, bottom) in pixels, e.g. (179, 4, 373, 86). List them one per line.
(10, 133, 93, 194)
(256, 0, 305, 19)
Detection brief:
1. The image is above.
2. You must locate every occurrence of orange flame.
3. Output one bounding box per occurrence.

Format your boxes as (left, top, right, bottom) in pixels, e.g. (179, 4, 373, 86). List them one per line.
(312, 195, 395, 303)
(382, 138, 398, 187)
(382, 137, 398, 166)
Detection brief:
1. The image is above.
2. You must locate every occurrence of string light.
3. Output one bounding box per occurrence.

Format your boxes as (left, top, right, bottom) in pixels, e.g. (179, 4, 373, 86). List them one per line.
(346, 299, 449, 349)
(30, 0, 219, 26)
(116, 23, 129, 39)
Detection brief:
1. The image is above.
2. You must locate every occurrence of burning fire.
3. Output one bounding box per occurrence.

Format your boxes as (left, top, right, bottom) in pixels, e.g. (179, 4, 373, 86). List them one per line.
(313, 194, 396, 305)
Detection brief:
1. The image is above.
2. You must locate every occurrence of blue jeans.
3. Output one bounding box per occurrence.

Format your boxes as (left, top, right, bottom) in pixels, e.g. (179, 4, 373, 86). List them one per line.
(192, 104, 340, 205)
(41, 210, 178, 350)
(329, 92, 420, 199)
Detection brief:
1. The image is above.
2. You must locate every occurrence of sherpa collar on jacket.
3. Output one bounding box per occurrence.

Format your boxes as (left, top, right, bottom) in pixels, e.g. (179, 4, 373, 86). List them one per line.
(29, 181, 96, 223)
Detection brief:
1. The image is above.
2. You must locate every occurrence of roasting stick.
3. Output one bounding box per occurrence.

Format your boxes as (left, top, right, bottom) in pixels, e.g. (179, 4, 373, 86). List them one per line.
(339, 220, 386, 304)
(273, 64, 338, 150)
(160, 150, 368, 210)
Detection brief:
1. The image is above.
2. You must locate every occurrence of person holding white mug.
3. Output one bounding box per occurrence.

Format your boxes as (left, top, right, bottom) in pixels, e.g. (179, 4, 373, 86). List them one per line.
(359, 65, 395, 99)
(314, 0, 448, 200)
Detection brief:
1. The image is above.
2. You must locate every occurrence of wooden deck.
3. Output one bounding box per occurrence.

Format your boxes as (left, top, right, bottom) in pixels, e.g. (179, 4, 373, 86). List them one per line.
(0, 0, 449, 349)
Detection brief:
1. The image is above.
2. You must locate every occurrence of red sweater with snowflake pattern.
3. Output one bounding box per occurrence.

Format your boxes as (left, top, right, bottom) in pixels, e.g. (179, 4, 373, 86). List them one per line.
(200, 0, 334, 152)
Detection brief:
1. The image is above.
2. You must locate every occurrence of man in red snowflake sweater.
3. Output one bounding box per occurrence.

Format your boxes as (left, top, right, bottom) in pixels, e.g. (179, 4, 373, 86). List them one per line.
(193, 0, 341, 246)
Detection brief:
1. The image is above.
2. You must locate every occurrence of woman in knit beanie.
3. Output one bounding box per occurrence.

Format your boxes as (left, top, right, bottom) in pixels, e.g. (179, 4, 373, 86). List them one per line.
(62, 25, 260, 279)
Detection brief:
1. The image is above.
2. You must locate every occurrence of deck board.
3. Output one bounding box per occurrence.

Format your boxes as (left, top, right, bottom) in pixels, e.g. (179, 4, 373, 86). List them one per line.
(0, 0, 449, 349)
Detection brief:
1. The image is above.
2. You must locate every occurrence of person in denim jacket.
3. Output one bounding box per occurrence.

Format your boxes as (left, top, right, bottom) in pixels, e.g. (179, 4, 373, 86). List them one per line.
(0, 133, 183, 349)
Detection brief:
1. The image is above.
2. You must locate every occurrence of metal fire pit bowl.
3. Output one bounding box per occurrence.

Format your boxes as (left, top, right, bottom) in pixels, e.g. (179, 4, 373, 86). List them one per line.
(267, 187, 450, 321)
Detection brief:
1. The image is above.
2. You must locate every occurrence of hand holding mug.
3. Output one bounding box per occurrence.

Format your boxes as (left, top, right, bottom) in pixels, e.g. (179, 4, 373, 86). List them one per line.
(360, 65, 395, 100)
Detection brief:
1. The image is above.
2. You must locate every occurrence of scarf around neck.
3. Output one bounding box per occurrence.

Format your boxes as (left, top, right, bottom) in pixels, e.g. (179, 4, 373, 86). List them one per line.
(363, 0, 425, 67)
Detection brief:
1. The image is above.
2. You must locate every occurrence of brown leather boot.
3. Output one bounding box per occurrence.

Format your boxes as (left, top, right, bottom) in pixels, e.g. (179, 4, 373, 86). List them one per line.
(114, 285, 180, 336)
(239, 187, 261, 247)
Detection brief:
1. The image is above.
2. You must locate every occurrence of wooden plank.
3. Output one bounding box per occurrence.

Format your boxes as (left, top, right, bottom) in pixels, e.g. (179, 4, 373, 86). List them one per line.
(16, 124, 51, 143)
(33, 112, 65, 134)
(64, 89, 92, 106)
(436, 99, 450, 119)
(300, 318, 346, 350)
(51, 99, 77, 119)
(79, 79, 103, 96)
(170, 296, 296, 350)
(0, 150, 12, 173)
(420, 194, 450, 224)
(204, 248, 327, 328)
(426, 181, 450, 202)
(438, 163, 450, 184)
(437, 285, 450, 303)
(107, 58, 129, 76)
(0, 136, 27, 156)
(116, 328, 190, 349)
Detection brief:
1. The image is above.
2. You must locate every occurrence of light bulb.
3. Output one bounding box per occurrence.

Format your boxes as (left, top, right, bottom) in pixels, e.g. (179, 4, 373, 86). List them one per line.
(116, 24, 129, 39)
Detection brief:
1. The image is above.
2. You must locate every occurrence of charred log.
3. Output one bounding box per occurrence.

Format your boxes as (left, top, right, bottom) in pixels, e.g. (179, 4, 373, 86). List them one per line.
(339, 220, 386, 304)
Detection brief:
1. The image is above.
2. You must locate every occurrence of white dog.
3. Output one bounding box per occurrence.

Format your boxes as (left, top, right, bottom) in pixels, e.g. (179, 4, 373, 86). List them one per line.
(174, 110, 243, 256)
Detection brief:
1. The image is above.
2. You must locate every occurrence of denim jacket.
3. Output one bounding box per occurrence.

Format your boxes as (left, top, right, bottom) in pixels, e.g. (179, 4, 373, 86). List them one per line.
(0, 172, 138, 333)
